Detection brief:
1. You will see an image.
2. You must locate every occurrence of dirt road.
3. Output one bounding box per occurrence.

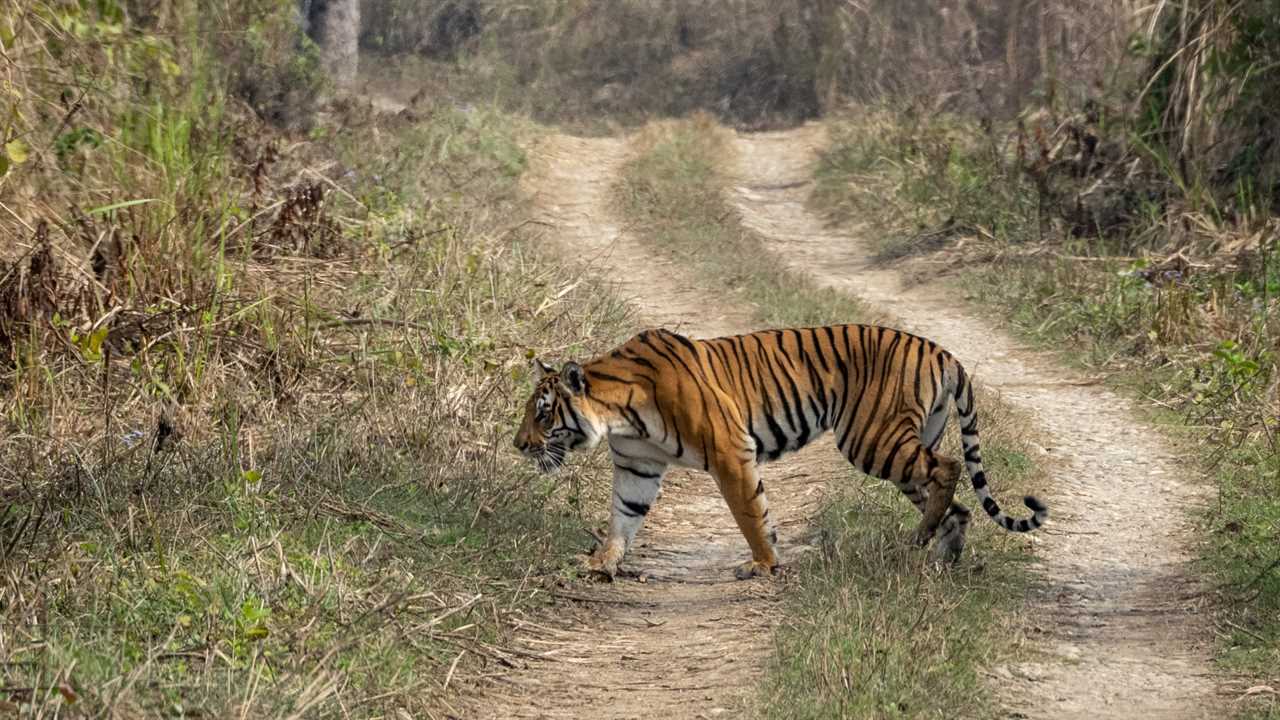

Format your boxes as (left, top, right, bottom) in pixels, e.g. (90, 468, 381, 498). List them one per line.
(465, 135, 842, 719)
(729, 124, 1220, 719)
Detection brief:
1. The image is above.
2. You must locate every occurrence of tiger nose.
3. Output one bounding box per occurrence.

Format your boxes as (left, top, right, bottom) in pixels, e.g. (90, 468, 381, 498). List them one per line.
(514, 436, 527, 451)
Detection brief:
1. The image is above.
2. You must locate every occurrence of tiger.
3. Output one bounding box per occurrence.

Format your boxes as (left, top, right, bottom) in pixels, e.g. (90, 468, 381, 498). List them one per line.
(513, 325, 1047, 580)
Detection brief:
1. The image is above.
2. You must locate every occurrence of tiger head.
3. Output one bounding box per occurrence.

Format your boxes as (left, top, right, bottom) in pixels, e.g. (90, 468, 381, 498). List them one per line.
(513, 358, 606, 473)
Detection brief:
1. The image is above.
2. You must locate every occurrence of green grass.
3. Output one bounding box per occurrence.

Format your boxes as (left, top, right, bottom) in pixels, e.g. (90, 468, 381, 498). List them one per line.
(616, 116, 1047, 719)
(812, 109, 1280, 718)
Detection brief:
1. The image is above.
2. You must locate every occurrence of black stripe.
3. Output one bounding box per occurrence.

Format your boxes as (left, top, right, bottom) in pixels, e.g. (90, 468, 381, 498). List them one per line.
(731, 335, 759, 390)
(587, 370, 634, 385)
(746, 336, 788, 460)
(616, 494, 651, 517)
(706, 340, 735, 389)
(623, 389, 650, 438)
(749, 428, 767, 463)
(774, 341, 811, 445)
(649, 334, 733, 446)
(805, 394, 824, 439)
(878, 428, 911, 479)
(619, 351, 658, 371)
(911, 338, 925, 410)
(755, 338, 798, 435)
(666, 329, 699, 355)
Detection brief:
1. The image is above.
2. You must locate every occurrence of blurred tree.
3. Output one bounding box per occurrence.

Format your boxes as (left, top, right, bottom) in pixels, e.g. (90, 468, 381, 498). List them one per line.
(304, 0, 359, 86)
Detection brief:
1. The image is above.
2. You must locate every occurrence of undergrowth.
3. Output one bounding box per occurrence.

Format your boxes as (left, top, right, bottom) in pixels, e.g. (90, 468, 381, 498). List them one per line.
(617, 117, 1047, 719)
(0, 2, 624, 716)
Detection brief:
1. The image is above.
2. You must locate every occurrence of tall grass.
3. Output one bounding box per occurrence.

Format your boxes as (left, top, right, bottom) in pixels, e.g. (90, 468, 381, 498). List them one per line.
(0, 2, 626, 715)
(616, 118, 1048, 719)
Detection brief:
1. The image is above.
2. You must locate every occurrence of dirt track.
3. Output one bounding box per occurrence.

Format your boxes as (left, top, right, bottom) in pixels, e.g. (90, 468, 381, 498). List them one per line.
(467, 125, 1221, 719)
(463, 134, 843, 719)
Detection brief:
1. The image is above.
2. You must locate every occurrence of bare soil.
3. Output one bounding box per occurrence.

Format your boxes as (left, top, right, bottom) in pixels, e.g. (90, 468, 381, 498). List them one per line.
(728, 124, 1222, 719)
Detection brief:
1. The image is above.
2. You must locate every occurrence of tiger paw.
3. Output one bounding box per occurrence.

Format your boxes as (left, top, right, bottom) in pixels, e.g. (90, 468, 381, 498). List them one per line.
(584, 547, 621, 581)
(734, 559, 777, 580)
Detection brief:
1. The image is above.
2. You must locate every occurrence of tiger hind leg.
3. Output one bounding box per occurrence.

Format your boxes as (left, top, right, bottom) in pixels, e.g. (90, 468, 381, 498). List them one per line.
(911, 449, 963, 547)
(842, 423, 963, 555)
(930, 502, 972, 564)
(883, 451, 967, 556)
(920, 402, 971, 563)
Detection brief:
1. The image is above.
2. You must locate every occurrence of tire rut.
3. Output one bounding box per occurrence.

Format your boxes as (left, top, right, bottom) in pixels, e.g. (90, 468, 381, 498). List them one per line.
(463, 134, 843, 719)
(727, 124, 1222, 719)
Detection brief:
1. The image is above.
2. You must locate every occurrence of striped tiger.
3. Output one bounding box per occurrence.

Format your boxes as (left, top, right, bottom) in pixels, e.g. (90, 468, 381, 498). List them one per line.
(513, 325, 1047, 580)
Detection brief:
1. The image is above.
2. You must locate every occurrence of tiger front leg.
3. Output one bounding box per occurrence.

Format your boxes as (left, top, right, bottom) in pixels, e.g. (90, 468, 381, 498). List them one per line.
(712, 458, 779, 580)
(587, 455, 666, 580)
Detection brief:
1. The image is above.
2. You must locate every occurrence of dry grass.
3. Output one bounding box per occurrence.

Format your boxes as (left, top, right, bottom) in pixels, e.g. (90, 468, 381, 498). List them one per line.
(0, 3, 628, 716)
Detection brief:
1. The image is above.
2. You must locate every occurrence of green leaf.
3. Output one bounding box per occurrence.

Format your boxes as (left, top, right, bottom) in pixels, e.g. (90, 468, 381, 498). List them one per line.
(88, 326, 108, 355)
(87, 198, 155, 215)
(5, 139, 28, 164)
(243, 624, 269, 640)
(241, 469, 262, 484)
(0, 18, 16, 49)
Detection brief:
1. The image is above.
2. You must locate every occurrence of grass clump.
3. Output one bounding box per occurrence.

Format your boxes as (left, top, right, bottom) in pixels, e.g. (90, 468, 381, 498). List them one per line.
(0, 3, 625, 716)
(617, 117, 1047, 718)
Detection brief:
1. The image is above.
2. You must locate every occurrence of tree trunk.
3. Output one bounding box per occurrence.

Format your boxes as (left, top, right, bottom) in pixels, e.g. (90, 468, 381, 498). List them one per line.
(307, 0, 359, 87)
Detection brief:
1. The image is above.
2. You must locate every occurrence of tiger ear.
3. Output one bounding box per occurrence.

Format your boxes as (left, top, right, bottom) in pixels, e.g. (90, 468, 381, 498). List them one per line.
(561, 361, 586, 395)
(530, 358, 556, 380)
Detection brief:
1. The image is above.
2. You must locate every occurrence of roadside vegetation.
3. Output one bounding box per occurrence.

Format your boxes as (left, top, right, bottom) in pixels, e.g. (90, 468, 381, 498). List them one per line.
(358, 0, 843, 130)
(616, 118, 1049, 719)
(809, 2, 1279, 713)
(0, 2, 623, 715)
